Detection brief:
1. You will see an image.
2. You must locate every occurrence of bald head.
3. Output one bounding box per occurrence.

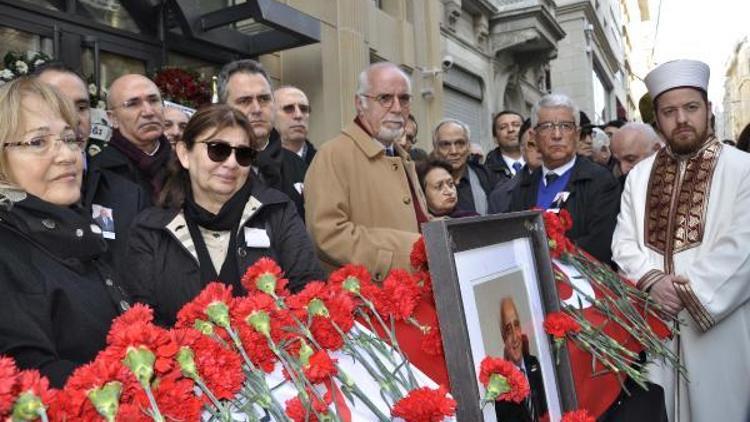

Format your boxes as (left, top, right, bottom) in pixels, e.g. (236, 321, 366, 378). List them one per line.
(107, 74, 165, 152)
(499, 297, 523, 364)
(274, 86, 310, 151)
(611, 123, 662, 175)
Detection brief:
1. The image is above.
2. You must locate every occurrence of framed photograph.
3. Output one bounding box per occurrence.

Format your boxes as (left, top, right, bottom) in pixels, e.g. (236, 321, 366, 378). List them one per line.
(423, 210, 577, 421)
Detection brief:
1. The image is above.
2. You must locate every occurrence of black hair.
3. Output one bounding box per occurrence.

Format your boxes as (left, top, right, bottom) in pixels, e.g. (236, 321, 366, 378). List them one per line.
(416, 158, 454, 191)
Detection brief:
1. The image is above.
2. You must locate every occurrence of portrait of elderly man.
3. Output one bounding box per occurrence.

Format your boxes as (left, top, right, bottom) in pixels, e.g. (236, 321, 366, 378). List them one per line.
(494, 297, 547, 422)
(507, 94, 621, 264)
(612, 59, 750, 422)
(304, 62, 429, 282)
(432, 118, 496, 215)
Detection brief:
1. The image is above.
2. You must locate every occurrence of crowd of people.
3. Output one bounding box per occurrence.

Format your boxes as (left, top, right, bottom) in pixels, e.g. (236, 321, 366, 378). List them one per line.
(0, 55, 748, 421)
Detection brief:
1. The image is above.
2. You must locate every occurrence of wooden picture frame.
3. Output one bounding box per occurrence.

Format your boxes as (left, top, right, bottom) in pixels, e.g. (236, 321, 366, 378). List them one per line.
(423, 210, 577, 421)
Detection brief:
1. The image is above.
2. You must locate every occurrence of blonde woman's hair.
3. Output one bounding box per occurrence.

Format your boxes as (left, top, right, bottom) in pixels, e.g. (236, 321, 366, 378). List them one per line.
(0, 76, 78, 190)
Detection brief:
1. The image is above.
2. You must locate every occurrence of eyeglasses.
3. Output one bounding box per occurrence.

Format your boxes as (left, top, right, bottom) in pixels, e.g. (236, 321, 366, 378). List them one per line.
(4, 130, 84, 156)
(110, 94, 163, 111)
(361, 93, 412, 109)
(535, 121, 577, 135)
(198, 141, 255, 167)
(281, 103, 311, 114)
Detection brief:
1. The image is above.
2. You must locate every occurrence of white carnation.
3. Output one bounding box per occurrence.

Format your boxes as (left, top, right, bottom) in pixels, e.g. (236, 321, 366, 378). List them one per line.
(88, 83, 98, 96)
(34, 59, 46, 67)
(15, 61, 28, 74)
(0, 69, 13, 80)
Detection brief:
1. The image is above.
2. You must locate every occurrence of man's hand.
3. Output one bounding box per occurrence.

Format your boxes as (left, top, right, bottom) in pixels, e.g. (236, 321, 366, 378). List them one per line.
(650, 275, 688, 316)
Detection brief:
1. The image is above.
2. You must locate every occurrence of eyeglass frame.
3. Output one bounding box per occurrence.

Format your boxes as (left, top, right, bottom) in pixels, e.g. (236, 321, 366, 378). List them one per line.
(534, 121, 578, 135)
(3, 130, 85, 155)
(196, 140, 255, 167)
(360, 92, 413, 109)
(280, 103, 311, 115)
(109, 94, 164, 111)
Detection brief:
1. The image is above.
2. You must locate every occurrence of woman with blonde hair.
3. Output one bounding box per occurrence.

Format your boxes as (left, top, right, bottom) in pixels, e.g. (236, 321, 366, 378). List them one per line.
(0, 77, 128, 387)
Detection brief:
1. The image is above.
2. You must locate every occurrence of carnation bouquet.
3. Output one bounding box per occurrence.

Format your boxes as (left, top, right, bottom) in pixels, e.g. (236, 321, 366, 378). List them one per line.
(0, 51, 51, 83)
(0, 258, 456, 422)
(152, 67, 210, 109)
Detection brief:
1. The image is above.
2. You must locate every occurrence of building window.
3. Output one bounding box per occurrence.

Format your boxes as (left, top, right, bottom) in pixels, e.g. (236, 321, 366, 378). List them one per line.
(592, 69, 610, 124)
(0, 27, 53, 59)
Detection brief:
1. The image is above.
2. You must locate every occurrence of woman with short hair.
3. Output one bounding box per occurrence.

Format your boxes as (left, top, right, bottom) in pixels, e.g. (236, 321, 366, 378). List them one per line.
(416, 158, 476, 218)
(124, 104, 322, 326)
(0, 77, 128, 387)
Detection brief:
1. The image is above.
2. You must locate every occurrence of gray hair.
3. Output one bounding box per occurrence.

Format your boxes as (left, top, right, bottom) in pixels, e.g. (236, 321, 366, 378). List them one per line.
(355, 62, 412, 104)
(616, 122, 660, 144)
(591, 127, 610, 150)
(530, 93, 580, 127)
(432, 118, 471, 146)
(217, 59, 271, 103)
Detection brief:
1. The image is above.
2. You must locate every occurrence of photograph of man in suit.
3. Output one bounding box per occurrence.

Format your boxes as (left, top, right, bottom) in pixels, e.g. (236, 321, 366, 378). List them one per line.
(495, 297, 548, 422)
(93, 206, 115, 234)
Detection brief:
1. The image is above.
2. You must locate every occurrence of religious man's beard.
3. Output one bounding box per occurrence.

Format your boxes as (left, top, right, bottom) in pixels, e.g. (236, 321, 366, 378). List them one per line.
(668, 124, 708, 155)
(376, 126, 404, 143)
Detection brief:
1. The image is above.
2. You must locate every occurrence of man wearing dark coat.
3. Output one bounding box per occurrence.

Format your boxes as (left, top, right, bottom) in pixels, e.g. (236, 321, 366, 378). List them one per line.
(432, 118, 496, 215)
(85, 74, 170, 271)
(507, 94, 620, 264)
(486, 111, 526, 182)
(218, 60, 307, 219)
(274, 85, 317, 167)
(495, 297, 547, 422)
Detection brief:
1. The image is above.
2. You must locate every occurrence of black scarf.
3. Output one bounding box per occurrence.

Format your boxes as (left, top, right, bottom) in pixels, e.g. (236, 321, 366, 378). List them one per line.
(108, 130, 171, 199)
(0, 193, 108, 268)
(183, 178, 255, 290)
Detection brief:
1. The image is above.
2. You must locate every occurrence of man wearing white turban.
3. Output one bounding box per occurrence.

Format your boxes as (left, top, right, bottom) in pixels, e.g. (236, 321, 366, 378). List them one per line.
(612, 59, 750, 421)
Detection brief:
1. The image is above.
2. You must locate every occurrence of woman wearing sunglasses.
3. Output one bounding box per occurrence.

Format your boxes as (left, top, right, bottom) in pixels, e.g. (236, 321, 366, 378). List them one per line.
(0, 78, 129, 387)
(124, 104, 323, 326)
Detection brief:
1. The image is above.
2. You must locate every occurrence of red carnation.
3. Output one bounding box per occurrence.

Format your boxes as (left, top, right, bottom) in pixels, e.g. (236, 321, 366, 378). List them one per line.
(170, 328, 244, 400)
(285, 390, 332, 422)
(12, 370, 56, 418)
(478, 357, 529, 404)
(380, 269, 421, 321)
(231, 293, 289, 372)
(0, 356, 18, 416)
(54, 357, 126, 420)
(543, 311, 581, 339)
(328, 264, 372, 293)
(175, 282, 235, 332)
(413, 270, 434, 300)
(121, 373, 203, 422)
(241, 257, 290, 297)
(288, 282, 355, 350)
(561, 409, 596, 422)
(303, 351, 338, 384)
(102, 319, 178, 378)
(410, 236, 428, 271)
(391, 386, 456, 422)
(558, 209, 574, 231)
(107, 303, 154, 343)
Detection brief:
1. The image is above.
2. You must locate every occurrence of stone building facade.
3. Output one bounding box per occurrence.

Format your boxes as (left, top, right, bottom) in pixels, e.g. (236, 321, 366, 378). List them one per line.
(723, 36, 750, 140)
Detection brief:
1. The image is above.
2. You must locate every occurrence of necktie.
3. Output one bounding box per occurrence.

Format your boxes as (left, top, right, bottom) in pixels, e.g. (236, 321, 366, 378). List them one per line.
(512, 161, 522, 173)
(545, 172, 559, 186)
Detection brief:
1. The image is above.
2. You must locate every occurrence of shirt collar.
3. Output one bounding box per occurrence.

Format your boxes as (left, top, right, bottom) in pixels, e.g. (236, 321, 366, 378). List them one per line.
(542, 155, 576, 179)
(502, 154, 525, 174)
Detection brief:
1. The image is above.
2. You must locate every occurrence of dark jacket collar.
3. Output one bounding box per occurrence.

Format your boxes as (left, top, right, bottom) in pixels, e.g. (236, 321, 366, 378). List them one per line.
(520, 155, 595, 189)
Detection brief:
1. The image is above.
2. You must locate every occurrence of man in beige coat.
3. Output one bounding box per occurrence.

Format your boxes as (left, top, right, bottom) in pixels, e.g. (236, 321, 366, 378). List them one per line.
(304, 62, 429, 282)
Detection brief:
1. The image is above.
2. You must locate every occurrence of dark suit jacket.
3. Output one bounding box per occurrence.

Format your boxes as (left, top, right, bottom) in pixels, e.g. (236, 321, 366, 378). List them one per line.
(494, 354, 547, 422)
(508, 156, 621, 264)
(485, 148, 514, 182)
(455, 161, 498, 214)
(256, 130, 308, 220)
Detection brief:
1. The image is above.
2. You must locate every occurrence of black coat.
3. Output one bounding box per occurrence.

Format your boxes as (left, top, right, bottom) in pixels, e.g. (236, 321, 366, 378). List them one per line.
(301, 139, 318, 167)
(256, 130, 308, 220)
(508, 156, 621, 264)
(455, 161, 498, 214)
(488, 167, 526, 214)
(485, 147, 514, 183)
(84, 143, 163, 273)
(494, 354, 548, 422)
(0, 202, 127, 388)
(124, 182, 324, 327)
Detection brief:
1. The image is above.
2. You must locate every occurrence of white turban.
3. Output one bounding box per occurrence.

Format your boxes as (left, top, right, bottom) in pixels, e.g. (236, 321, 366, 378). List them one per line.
(644, 59, 710, 100)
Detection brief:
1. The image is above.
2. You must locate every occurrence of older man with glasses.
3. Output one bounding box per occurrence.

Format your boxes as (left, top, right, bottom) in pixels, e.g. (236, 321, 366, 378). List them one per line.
(85, 73, 170, 272)
(507, 93, 620, 264)
(304, 62, 430, 284)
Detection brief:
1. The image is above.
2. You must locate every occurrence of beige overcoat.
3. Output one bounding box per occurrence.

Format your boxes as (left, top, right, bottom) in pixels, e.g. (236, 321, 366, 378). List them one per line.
(304, 121, 429, 282)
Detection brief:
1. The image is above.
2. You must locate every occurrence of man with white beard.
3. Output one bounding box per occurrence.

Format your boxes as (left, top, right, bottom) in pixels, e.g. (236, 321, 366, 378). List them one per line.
(304, 62, 429, 281)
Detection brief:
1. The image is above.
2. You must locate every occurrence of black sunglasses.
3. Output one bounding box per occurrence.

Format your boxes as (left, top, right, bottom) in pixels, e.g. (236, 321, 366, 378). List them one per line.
(198, 141, 255, 167)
